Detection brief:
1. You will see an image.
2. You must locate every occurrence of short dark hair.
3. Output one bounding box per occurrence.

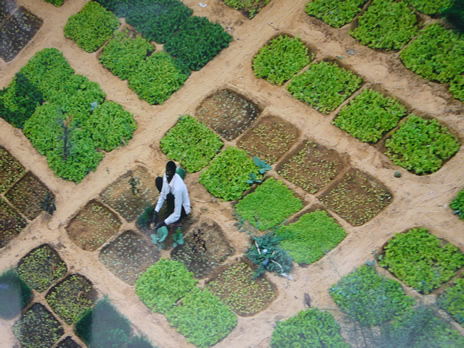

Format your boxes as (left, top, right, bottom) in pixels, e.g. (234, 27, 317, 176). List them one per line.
(166, 161, 176, 172)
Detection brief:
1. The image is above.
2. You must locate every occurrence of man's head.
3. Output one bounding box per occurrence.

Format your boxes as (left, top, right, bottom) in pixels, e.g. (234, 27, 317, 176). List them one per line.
(166, 161, 176, 183)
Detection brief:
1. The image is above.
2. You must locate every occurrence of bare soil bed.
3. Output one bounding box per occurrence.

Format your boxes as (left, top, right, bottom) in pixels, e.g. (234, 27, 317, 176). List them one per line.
(0, 0, 464, 347)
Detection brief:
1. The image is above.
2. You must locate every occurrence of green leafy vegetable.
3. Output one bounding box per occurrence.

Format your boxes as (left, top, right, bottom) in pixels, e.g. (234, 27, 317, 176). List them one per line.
(305, 0, 367, 28)
(450, 187, 464, 220)
(224, 0, 269, 19)
(404, 0, 454, 15)
(438, 277, 464, 325)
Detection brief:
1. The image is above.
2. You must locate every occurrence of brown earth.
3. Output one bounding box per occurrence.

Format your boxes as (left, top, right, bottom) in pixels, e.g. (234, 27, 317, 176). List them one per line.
(1, 0, 464, 347)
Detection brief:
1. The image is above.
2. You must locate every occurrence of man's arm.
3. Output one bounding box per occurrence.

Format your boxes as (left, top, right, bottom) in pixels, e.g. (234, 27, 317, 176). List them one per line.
(154, 175, 168, 213)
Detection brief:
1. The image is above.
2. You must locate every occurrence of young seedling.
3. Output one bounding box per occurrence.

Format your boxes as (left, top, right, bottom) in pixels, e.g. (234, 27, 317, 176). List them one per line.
(172, 227, 184, 248)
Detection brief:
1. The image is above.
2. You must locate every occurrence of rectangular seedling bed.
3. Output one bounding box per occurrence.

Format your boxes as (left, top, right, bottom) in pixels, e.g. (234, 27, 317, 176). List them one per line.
(171, 220, 234, 279)
(206, 258, 277, 316)
(0, 6, 42, 62)
(66, 200, 121, 251)
(320, 168, 392, 226)
(100, 166, 158, 222)
(237, 115, 300, 164)
(99, 230, 160, 285)
(5, 172, 54, 220)
(17, 244, 67, 293)
(0, 0, 16, 25)
(305, 0, 368, 28)
(276, 140, 346, 194)
(0, 146, 25, 193)
(196, 89, 262, 141)
(0, 197, 27, 248)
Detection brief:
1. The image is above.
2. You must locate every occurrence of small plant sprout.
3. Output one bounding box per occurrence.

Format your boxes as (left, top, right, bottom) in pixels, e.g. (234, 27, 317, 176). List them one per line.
(173, 227, 184, 248)
(128, 176, 139, 195)
(247, 173, 262, 184)
(151, 226, 168, 249)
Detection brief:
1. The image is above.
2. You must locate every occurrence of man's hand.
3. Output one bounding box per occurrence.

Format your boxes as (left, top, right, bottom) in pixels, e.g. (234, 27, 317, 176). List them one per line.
(155, 221, 166, 230)
(152, 211, 158, 224)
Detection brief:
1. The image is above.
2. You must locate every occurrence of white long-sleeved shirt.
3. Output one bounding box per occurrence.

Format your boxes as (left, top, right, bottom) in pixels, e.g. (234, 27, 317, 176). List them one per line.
(154, 173, 191, 225)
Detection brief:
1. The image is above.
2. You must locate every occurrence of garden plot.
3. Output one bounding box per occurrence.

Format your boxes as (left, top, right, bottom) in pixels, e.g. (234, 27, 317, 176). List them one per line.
(0, 6, 42, 62)
(100, 166, 158, 223)
(439, 276, 464, 327)
(0, 197, 27, 248)
(66, 200, 121, 251)
(0, 0, 16, 25)
(237, 115, 299, 164)
(99, 230, 160, 285)
(0, 146, 25, 193)
(206, 259, 277, 317)
(196, 89, 262, 141)
(223, 0, 270, 19)
(17, 244, 67, 293)
(276, 140, 346, 194)
(5, 172, 54, 220)
(305, 0, 368, 28)
(171, 219, 234, 279)
(320, 168, 392, 226)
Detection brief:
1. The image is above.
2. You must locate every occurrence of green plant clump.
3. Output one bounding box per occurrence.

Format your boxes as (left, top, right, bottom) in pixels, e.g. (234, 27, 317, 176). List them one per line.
(404, 0, 454, 15)
(305, 0, 367, 28)
(333, 88, 407, 143)
(378, 227, 464, 294)
(438, 277, 464, 325)
(0, 268, 33, 319)
(330, 264, 415, 327)
(164, 16, 233, 71)
(350, 0, 418, 50)
(44, 0, 64, 7)
(385, 115, 460, 175)
(441, 0, 464, 33)
(288, 61, 363, 113)
(449, 74, 464, 101)
(64, 1, 120, 53)
(252, 35, 312, 85)
(400, 23, 464, 84)
(271, 308, 349, 348)
(235, 177, 303, 231)
(277, 210, 347, 264)
(99, 29, 155, 80)
(450, 187, 464, 219)
(128, 52, 189, 105)
(165, 287, 237, 348)
(135, 259, 197, 314)
(224, 0, 269, 19)
(199, 146, 261, 201)
(160, 115, 223, 172)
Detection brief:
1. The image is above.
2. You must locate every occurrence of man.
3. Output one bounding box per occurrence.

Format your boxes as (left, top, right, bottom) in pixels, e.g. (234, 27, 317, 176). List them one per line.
(153, 161, 191, 230)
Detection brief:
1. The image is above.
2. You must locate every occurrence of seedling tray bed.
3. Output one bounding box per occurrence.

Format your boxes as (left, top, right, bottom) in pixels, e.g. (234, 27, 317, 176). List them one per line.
(0, 146, 25, 193)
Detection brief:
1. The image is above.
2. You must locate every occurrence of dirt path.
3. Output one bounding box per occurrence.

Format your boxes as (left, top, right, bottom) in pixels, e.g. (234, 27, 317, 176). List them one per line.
(1, 0, 463, 347)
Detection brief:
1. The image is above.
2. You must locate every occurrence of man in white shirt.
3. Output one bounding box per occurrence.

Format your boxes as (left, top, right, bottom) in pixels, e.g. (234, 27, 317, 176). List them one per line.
(153, 161, 191, 230)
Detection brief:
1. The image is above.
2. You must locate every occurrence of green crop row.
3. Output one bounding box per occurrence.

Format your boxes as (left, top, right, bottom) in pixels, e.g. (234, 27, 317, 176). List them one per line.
(333, 88, 407, 143)
(288, 60, 363, 113)
(64, 1, 120, 53)
(378, 227, 464, 294)
(235, 177, 303, 231)
(404, 0, 454, 15)
(44, 0, 64, 7)
(277, 210, 347, 265)
(330, 264, 415, 327)
(252, 35, 312, 85)
(305, 0, 367, 28)
(450, 187, 464, 220)
(350, 0, 418, 50)
(385, 115, 460, 175)
(224, 0, 270, 19)
(160, 115, 223, 173)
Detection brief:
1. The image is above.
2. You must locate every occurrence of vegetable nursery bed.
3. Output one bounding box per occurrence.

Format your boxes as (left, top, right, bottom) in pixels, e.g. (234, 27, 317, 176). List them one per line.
(0, 146, 25, 193)
(237, 115, 300, 164)
(66, 200, 121, 251)
(0, 197, 27, 248)
(0, 0, 16, 25)
(100, 166, 158, 223)
(171, 220, 234, 279)
(99, 230, 160, 285)
(196, 89, 262, 141)
(0, 7, 42, 62)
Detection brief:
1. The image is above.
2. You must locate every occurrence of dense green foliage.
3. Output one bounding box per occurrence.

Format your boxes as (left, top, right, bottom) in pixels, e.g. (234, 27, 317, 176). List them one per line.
(99, 29, 155, 80)
(450, 187, 464, 219)
(400, 23, 464, 83)
(378, 227, 464, 294)
(235, 177, 303, 231)
(333, 88, 407, 143)
(350, 0, 418, 50)
(450, 74, 464, 101)
(305, 0, 367, 28)
(438, 277, 464, 325)
(288, 61, 362, 113)
(160, 115, 223, 172)
(330, 264, 414, 326)
(379, 306, 464, 347)
(128, 52, 189, 105)
(404, 0, 454, 15)
(136, 259, 197, 314)
(199, 146, 261, 201)
(44, 0, 64, 7)
(271, 308, 349, 348)
(64, 1, 120, 53)
(0, 268, 33, 319)
(224, 0, 269, 18)
(94, 0, 131, 16)
(0, 73, 44, 128)
(385, 115, 460, 174)
(252, 35, 311, 85)
(166, 287, 237, 348)
(442, 0, 464, 33)
(164, 16, 233, 71)
(277, 210, 346, 264)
